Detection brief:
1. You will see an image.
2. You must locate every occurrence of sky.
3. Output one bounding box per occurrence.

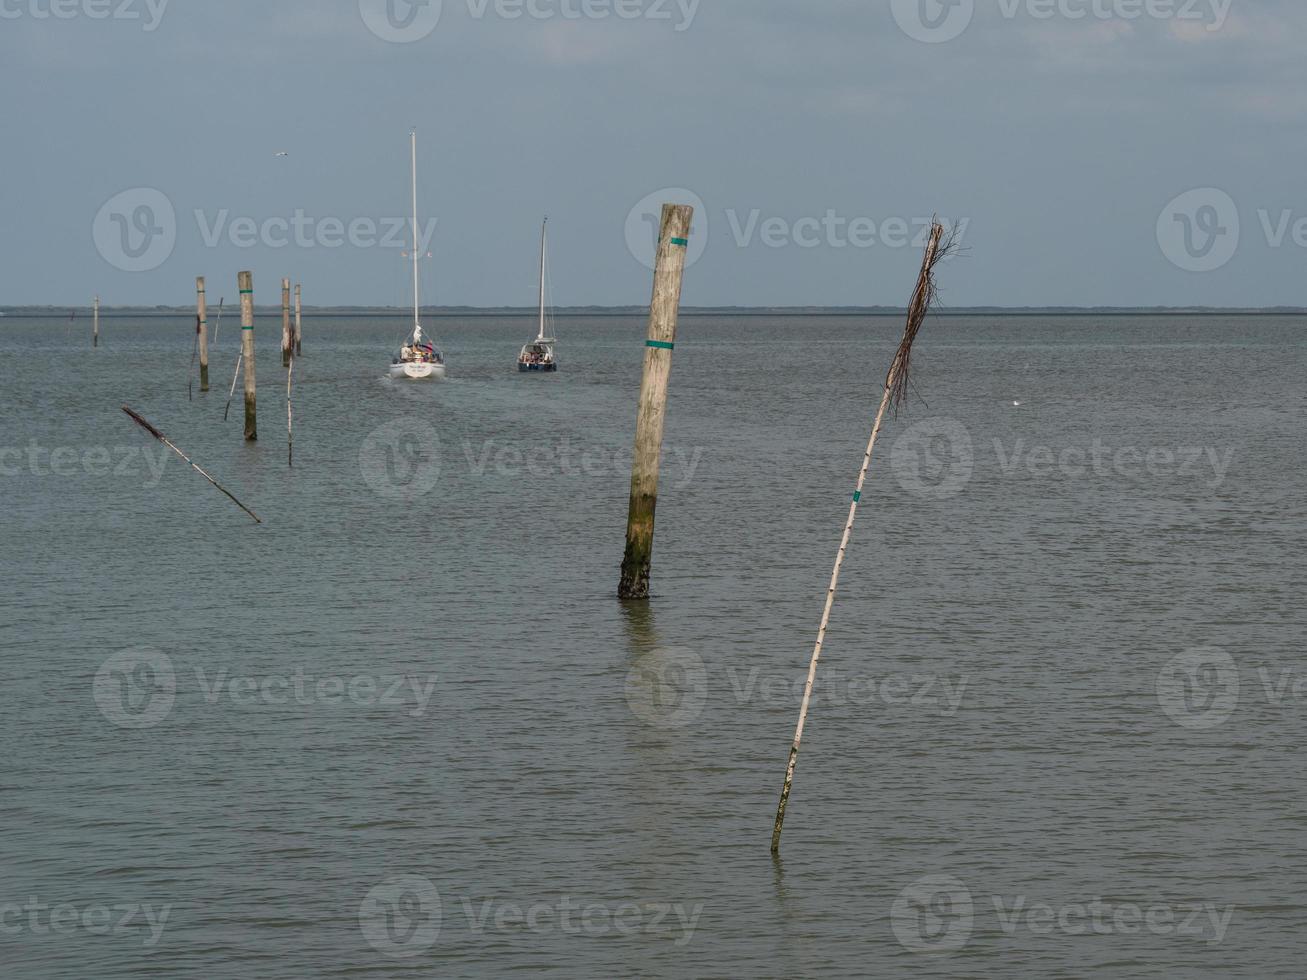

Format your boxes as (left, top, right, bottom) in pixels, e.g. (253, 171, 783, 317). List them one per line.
(2, 0, 1306, 308)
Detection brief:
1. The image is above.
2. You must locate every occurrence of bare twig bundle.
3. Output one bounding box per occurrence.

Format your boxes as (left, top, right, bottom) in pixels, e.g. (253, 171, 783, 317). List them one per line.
(770, 219, 955, 856)
(889, 219, 959, 412)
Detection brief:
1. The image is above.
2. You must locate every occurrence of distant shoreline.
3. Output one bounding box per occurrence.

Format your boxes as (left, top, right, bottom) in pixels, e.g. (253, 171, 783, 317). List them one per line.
(4, 306, 1306, 318)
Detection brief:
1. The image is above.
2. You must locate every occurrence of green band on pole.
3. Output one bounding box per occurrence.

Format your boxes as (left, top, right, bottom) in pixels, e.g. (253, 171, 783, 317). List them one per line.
(242, 325, 254, 330)
(853, 490, 862, 503)
(670, 237, 689, 247)
(239, 289, 253, 295)
(646, 340, 675, 351)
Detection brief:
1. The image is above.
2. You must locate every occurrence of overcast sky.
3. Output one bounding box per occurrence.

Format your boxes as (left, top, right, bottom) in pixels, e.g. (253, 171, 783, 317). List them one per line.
(2, 0, 1305, 308)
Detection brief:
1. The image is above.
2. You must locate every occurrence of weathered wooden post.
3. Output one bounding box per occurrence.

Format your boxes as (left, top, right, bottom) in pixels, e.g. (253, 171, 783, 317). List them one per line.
(93, 296, 99, 348)
(281, 278, 292, 367)
(294, 284, 302, 355)
(196, 276, 210, 391)
(618, 203, 693, 600)
(239, 271, 257, 441)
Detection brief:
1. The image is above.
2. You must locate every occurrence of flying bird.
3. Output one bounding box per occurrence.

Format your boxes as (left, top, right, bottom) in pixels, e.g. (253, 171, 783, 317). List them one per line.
(274, 151, 289, 158)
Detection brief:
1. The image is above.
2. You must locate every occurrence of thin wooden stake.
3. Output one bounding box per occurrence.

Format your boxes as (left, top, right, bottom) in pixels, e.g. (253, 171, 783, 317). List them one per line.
(286, 349, 294, 468)
(212, 298, 225, 346)
(121, 406, 262, 523)
(197, 276, 210, 392)
(224, 349, 243, 422)
(770, 221, 954, 855)
(294, 283, 302, 355)
(240, 271, 257, 440)
(188, 313, 200, 402)
(93, 296, 99, 348)
(619, 203, 693, 601)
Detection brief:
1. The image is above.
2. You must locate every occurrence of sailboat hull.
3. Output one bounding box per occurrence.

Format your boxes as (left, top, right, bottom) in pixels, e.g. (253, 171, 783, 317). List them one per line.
(391, 362, 445, 381)
(518, 362, 558, 373)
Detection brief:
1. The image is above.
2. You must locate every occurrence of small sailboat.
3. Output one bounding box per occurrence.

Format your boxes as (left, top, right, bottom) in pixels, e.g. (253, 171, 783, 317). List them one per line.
(518, 218, 558, 373)
(390, 131, 446, 381)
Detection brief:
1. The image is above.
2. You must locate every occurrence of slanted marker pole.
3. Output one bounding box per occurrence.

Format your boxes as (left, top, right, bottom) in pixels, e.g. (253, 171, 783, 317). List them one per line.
(281, 278, 292, 367)
(239, 271, 257, 441)
(294, 283, 302, 355)
(770, 221, 952, 855)
(196, 276, 210, 392)
(619, 203, 693, 600)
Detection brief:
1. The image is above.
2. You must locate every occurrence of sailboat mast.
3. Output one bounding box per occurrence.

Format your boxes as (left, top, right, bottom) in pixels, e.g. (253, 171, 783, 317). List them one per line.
(411, 131, 420, 332)
(537, 217, 548, 342)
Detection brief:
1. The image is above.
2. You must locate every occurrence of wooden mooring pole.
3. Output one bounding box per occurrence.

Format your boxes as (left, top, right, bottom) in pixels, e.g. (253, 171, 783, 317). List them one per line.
(294, 283, 302, 355)
(281, 278, 292, 368)
(239, 271, 257, 441)
(196, 276, 210, 392)
(93, 296, 99, 348)
(618, 203, 694, 600)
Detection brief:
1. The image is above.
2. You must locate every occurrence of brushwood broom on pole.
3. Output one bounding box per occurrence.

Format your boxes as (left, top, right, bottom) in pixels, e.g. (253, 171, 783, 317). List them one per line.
(770, 219, 957, 855)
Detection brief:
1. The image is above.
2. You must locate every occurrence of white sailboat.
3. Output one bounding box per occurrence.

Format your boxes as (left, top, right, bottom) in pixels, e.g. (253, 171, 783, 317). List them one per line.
(390, 130, 446, 381)
(518, 217, 558, 373)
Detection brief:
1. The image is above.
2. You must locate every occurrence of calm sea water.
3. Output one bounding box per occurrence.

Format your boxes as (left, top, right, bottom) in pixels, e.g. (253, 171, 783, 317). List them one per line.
(1, 314, 1304, 978)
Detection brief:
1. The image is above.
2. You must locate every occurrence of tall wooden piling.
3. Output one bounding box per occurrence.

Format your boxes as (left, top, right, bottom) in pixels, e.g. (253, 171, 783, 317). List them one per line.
(93, 296, 99, 348)
(196, 276, 210, 391)
(618, 203, 694, 600)
(281, 278, 292, 368)
(294, 284, 302, 355)
(239, 271, 257, 441)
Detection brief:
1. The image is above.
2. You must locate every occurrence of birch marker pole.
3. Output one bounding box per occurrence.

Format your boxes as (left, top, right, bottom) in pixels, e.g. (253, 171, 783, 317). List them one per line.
(93, 296, 99, 348)
(294, 283, 302, 355)
(281, 278, 292, 368)
(618, 203, 693, 600)
(196, 276, 210, 391)
(769, 221, 953, 855)
(239, 271, 257, 441)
